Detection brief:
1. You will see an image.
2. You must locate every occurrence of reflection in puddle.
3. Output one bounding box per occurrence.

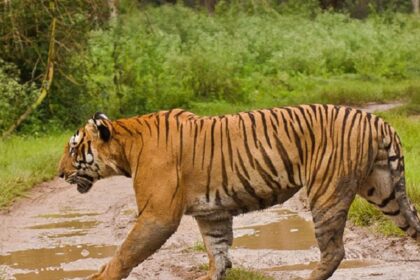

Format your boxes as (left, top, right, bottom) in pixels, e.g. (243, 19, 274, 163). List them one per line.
(233, 210, 316, 250)
(28, 220, 98, 230)
(46, 230, 88, 239)
(121, 209, 137, 216)
(265, 259, 380, 271)
(0, 244, 117, 279)
(14, 269, 98, 280)
(0, 244, 117, 269)
(36, 212, 100, 219)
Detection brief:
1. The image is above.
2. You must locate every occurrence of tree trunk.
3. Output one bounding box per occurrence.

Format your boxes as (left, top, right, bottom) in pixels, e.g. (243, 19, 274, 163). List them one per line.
(413, 0, 419, 14)
(2, 5, 56, 138)
(108, 0, 119, 18)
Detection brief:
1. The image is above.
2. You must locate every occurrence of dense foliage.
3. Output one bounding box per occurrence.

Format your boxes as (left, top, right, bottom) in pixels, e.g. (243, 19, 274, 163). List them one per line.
(0, 0, 419, 134)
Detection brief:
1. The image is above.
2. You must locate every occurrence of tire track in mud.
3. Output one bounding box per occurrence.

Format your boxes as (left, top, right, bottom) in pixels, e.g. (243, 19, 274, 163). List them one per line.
(1, 102, 419, 280)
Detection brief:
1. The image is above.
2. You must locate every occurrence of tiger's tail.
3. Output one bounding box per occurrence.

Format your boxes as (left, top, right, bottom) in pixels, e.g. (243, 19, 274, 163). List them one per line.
(386, 129, 420, 241)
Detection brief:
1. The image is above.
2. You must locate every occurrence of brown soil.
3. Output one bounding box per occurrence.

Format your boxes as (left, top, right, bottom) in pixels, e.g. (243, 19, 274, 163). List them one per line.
(1, 103, 418, 280)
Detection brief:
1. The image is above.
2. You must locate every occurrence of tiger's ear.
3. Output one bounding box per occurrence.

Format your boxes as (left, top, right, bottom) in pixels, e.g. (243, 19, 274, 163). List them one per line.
(89, 112, 111, 142)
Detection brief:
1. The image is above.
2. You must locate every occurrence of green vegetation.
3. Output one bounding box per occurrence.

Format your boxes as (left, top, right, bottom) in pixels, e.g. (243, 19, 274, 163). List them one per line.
(0, 134, 68, 208)
(2, 1, 420, 133)
(191, 241, 207, 252)
(198, 264, 273, 280)
(226, 268, 273, 280)
(71, 4, 420, 123)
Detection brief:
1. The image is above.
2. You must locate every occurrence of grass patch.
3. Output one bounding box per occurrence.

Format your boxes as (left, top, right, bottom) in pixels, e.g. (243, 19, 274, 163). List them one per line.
(349, 112, 420, 236)
(0, 133, 69, 208)
(191, 241, 206, 252)
(198, 264, 273, 280)
(226, 268, 274, 280)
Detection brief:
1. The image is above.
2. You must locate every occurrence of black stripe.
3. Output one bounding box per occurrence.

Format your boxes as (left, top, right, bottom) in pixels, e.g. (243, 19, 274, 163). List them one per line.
(171, 158, 181, 204)
(215, 190, 222, 206)
(235, 164, 265, 209)
(399, 224, 410, 231)
(259, 143, 278, 176)
(378, 191, 395, 208)
(116, 121, 133, 136)
(221, 153, 230, 196)
(165, 110, 171, 145)
(138, 197, 151, 217)
(273, 132, 297, 186)
(247, 112, 259, 149)
(258, 110, 272, 149)
(382, 209, 400, 216)
(205, 119, 217, 202)
(237, 151, 250, 179)
(291, 126, 303, 163)
(255, 159, 280, 204)
(179, 124, 184, 162)
(388, 155, 399, 162)
(239, 114, 255, 169)
(225, 117, 234, 169)
(156, 114, 160, 144)
(230, 187, 248, 213)
(280, 111, 291, 141)
(192, 121, 199, 166)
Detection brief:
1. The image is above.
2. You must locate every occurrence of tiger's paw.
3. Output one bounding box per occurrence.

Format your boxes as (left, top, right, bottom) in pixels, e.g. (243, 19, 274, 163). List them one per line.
(86, 264, 107, 279)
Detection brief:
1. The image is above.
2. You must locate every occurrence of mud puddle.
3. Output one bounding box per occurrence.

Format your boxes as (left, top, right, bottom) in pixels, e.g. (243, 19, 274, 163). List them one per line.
(233, 209, 316, 250)
(265, 259, 380, 272)
(0, 244, 117, 279)
(0, 208, 116, 279)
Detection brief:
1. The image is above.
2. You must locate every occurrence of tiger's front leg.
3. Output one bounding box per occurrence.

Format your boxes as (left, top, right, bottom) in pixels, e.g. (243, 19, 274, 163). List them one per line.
(88, 186, 184, 280)
(88, 211, 181, 280)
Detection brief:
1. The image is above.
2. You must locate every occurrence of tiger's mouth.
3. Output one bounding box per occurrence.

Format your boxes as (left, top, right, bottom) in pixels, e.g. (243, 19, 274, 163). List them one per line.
(66, 174, 95, 194)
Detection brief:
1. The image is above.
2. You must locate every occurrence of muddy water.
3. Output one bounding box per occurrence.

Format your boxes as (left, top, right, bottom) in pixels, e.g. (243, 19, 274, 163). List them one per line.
(233, 209, 317, 250)
(0, 210, 115, 279)
(0, 244, 117, 279)
(265, 259, 380, 272)
(28, 220, 98, 230)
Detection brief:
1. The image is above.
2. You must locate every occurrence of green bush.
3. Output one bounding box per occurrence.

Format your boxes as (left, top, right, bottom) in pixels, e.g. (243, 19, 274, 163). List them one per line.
(0, 59, 37, 133)
(55, 4, 420, 123)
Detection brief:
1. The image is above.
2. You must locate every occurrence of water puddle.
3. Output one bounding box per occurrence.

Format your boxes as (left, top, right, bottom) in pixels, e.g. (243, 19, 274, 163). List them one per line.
(46, 230, 88, 239)
(13, 269, 98, 280)
(36, 212, 100, 219)
(233, 210, 316, 250)
(28, 220, 98, 230)
(0, 244, 117, 279)
(265, 259, 380, 272)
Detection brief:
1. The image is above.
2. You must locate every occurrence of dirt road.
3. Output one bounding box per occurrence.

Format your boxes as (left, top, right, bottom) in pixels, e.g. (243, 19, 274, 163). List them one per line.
(1, 102, 419, 280)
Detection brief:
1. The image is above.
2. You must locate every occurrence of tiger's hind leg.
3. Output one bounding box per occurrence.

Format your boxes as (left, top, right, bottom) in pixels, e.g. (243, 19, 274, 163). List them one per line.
(307, 178, 357, 280)
(358, 166, 420, 240)
(195, 212, 233, 280)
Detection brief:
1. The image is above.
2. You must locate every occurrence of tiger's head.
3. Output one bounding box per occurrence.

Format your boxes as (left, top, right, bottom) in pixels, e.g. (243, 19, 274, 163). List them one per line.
(58, 112, 127, 193)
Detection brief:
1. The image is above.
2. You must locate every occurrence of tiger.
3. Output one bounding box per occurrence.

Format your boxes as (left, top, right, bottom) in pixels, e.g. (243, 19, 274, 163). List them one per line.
(58, 105, 420, 280)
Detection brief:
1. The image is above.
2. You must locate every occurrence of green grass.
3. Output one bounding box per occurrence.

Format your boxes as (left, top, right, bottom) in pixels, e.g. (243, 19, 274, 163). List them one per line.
(0, 133, 69, 208)
(56, 4, 420, 125)
(198, 264, 273, 280)
(349, 110, 420, 236)
(225, 268, 274, 280)
(191, 241, 207, 252)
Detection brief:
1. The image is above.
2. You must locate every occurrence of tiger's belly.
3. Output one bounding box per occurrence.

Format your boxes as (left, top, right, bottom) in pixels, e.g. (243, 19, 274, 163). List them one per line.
(184, 184, 301, 218)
